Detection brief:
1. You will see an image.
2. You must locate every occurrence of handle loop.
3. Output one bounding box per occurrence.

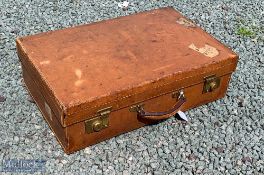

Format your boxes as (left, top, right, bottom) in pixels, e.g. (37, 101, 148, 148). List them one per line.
(135, 90, 186, 120)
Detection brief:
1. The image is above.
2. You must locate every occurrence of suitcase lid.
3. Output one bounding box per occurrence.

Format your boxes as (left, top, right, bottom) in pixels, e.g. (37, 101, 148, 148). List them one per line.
(16, 7, 238, 127)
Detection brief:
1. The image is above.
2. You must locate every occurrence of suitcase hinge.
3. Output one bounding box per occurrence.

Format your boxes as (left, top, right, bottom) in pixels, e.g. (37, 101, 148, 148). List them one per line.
(85, 107, 112, 134)
(203, 75, 220, 93)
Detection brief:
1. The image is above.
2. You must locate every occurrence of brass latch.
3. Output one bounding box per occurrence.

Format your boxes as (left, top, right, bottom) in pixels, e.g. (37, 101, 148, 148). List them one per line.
(203, 75, 220, 93)
(85, 107, 112, 134)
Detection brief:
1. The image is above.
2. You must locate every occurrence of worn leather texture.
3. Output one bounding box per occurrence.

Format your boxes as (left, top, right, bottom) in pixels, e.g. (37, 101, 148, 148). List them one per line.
(17, 7, 238, 154)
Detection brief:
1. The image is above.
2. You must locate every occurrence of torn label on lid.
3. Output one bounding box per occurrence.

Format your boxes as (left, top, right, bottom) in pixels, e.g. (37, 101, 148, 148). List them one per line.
(177, 110, 189, 121)
(189, 43, 219, 58)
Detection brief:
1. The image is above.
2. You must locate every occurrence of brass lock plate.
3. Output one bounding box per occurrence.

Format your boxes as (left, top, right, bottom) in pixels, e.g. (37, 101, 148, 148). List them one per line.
(85, 107, 112, 134)
(203, 75, 220, 93)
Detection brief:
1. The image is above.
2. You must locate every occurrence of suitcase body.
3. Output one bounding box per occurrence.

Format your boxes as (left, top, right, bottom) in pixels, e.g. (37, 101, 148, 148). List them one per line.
(16, 7, 238, 154)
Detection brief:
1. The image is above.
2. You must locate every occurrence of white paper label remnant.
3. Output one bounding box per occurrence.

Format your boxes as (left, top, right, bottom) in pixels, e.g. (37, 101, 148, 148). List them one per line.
(45, 102, 53, 121)
(176, 18, 196, 28)
(177, 110, 189, 121)
(189, 43, 219, 58)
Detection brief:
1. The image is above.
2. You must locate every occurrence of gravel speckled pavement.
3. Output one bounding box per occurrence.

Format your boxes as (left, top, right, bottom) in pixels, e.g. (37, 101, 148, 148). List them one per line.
(0, 0, 263, 174)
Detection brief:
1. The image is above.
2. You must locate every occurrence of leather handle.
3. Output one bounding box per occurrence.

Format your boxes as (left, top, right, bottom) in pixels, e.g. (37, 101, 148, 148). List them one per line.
(137, 97, 186, 120)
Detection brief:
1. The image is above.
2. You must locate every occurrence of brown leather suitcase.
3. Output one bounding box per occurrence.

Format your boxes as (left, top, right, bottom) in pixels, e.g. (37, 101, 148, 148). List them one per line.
(16, 7, 238, 154)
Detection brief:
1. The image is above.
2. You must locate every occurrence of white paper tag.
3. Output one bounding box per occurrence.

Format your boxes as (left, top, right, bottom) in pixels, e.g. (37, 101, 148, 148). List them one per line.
(177, 110, 189, 121)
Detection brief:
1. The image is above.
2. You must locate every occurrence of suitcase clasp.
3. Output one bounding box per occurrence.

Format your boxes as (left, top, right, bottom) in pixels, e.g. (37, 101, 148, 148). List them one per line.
(85, 107, 112, 134)
(203, 75, 220, 93)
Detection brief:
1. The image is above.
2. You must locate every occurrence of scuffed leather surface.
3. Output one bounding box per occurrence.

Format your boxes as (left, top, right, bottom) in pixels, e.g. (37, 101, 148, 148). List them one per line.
(17, 7, 238, 126)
